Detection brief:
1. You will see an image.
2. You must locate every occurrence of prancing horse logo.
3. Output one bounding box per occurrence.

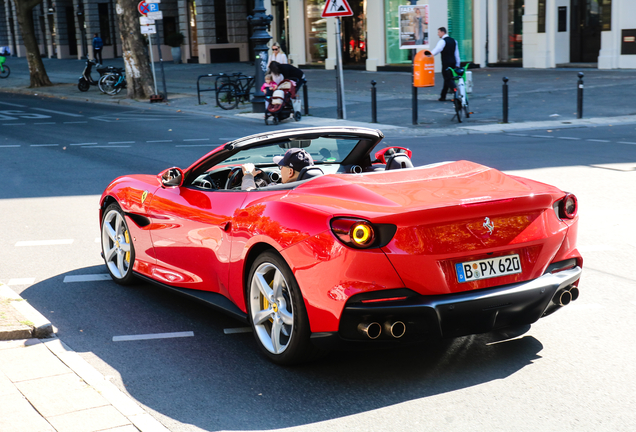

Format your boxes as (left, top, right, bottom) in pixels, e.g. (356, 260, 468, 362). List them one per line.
(483, 217, 495, 235)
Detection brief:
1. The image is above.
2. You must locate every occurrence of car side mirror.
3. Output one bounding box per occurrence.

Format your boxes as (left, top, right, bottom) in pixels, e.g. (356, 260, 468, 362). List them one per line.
(374, 147, 413, 164)
(159, 167, 184, 187)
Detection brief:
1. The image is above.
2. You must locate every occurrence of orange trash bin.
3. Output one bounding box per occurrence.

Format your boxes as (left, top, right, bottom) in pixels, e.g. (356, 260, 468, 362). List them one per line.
(413, 50, 435, 87)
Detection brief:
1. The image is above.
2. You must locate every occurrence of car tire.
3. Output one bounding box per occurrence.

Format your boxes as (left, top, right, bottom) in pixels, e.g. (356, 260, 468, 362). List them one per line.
(247, 251, 322, 365)
(101, 203, 136, 285)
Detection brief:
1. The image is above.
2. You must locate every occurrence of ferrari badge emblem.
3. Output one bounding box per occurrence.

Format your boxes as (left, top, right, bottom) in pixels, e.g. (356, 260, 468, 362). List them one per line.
(483, 217, 495, 235)
(141, 190, 148, 204)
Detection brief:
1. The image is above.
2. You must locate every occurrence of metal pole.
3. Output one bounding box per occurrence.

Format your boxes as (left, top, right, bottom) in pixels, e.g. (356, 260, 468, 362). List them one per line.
(371, 80, 377, 123)
(336, 17, 347, 119)
(412, 50, 417, 125)
(303, 83, 309, 115)
(577, 72, 584, 119)
(247, 0, 273, 113)
(155, 33, 168, 101)
(502, 76, 509, 123)
(148, 34, 158, 95)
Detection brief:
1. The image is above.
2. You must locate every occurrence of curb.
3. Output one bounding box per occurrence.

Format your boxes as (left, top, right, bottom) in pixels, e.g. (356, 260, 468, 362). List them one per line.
(0, 284, 53, 340)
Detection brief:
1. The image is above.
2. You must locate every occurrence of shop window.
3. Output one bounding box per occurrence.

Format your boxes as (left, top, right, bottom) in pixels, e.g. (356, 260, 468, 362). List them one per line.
(384, 0, 412, 64)
(538, 0, 545, 33)
(305, 0, 327, 64)
(215, 0, 228, 43)
(98, 3, 111, 45)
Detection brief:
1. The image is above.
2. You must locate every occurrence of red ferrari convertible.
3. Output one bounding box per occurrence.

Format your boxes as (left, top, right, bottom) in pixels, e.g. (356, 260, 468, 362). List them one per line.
(100, 127, 582, 364)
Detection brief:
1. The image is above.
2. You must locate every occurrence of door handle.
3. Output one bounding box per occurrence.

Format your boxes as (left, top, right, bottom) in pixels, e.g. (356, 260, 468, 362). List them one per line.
(221, 222, 231, 232)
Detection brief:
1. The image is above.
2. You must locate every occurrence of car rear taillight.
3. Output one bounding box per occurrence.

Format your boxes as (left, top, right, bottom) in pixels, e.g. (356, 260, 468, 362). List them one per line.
(331, 218, 376, 248)
(559, 193, 578, 219)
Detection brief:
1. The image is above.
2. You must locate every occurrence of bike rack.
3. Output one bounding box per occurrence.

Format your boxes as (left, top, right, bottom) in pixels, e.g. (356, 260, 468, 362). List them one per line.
(196, 73, 247, 106)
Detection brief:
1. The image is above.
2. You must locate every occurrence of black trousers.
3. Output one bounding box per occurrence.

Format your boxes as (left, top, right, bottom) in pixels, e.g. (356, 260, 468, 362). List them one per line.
(94, 48, 103, 64)
(440, 66, 456, 99)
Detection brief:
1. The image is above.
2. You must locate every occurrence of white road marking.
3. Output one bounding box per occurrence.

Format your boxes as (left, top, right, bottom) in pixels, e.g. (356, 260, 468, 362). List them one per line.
(63, 274, 111, 283)
(0, 101, 27, 107)
(16, 239, 74, 246)
(70, 142, 98, 146)
(108, 141, 135, 144)
(618, 141, 636, 145)
(64, 121, 88, 124)
(586, 139, 610, 143)
(146, 140, 173, 143)
(183, 138, 210, 142)
(8, 278, 36, 286)
(557, 137, 581, 140)
(506, 133, 529, 137)
(0, 145, 20, 148)
(176, 144, 215, 148)
(32, 108, 83, 117)
(34, 122, 56, 125)
(531, 135, 554, 138)
(577, 245, 616, 252)
(84, 145, 131, 148)
(30, 144, 59, 147)
(2, 123, 26, 126)
(113, 331, 195, 342)
(224, 327, 252, 335)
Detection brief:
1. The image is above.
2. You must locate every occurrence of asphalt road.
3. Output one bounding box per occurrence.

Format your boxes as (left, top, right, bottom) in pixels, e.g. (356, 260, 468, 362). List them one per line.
(1, 93, 636, 431)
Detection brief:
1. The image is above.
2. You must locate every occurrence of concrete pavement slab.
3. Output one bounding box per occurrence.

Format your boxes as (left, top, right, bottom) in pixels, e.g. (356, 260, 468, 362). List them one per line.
(15, 372, 110, 418)
(46, 405, 131, 432)
(0, 391, 56, 432)
(0, 339, 71, 382)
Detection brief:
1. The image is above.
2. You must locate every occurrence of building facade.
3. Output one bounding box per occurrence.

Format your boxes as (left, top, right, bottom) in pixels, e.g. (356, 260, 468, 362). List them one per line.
(1, 0, 634, 70)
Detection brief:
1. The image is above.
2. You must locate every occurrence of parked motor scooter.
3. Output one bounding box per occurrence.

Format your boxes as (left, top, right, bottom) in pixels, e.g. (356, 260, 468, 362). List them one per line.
(78, 59, 116, 92)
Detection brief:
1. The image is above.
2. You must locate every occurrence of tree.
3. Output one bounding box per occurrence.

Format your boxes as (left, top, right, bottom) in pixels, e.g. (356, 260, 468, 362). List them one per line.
(115, 0, 155, 99)
(13, 0, 52, 87)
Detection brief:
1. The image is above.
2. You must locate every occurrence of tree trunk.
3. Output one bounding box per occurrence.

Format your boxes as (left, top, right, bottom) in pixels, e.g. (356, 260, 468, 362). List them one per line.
(14, 0, 52, 87)
(116, 0, 154, 99)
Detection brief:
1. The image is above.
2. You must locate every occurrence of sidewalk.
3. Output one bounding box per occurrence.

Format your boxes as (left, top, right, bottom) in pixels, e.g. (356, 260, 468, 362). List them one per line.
(1, 57, 636, 133)
(0, 283, 168, 432)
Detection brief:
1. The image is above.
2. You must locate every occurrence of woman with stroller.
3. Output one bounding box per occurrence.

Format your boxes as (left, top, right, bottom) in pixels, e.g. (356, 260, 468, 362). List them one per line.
(267, 42, 288, 68)
(268, 61, 305, 89)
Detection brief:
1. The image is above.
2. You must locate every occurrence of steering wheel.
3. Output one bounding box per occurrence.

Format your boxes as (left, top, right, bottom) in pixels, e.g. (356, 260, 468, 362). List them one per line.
(225, 167, 243, 189)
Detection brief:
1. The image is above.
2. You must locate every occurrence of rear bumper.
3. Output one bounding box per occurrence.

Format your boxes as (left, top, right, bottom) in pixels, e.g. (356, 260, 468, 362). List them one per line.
(310, 266, 582, 349)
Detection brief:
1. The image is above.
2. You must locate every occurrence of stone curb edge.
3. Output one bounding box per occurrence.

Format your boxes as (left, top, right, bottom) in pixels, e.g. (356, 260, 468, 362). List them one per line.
(0, 284, 53, 339)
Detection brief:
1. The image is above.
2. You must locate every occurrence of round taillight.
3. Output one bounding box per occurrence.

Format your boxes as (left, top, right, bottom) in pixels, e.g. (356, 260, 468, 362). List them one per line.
(561, 193, 578, 219)
(351, 222, 375, 246)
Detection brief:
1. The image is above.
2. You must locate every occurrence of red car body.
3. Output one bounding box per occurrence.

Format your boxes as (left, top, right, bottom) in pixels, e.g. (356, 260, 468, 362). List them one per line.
(100, 127, 582, 363)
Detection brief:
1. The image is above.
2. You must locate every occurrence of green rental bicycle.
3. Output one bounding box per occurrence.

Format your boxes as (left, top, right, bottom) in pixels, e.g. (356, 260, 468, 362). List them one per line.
(448, 66, 470, 123)
(0, 56, 10, 78)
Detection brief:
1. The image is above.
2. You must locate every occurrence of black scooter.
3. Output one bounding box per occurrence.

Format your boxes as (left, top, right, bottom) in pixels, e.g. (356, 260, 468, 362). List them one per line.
(78, 59, 115, 92)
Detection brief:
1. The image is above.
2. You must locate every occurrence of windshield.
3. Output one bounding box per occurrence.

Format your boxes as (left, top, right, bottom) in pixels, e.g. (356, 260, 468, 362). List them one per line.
(221, 137, 360, 166)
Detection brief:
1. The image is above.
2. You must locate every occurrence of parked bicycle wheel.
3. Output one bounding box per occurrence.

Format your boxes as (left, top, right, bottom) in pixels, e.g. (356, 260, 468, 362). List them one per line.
(216, 83, 239, 110)
(454, 92, 463, 123)
(99, 73, 123, 95)
(463, 101, 470, 119)
(0, 65, 10, 79)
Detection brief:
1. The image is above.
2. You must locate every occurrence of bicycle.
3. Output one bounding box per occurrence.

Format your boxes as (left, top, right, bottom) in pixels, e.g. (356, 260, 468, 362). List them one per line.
(448, 66, 470, 123)
(98, 69, 127, 95)
(216, 73, 255, 110)
(0, 56, 10, 79)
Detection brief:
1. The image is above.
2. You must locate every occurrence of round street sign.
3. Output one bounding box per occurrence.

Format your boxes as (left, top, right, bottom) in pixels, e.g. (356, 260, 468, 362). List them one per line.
(138, 1, 150, 15)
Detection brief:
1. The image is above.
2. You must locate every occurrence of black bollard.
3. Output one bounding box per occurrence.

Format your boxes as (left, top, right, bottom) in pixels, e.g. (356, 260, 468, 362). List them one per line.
(502, 77, 509, 124)
(336, 74, 343, 120)
(371, 80, 377, 123)
(303, 83, 309, 115)
(412, 86, 418, 125)
(577, 72, 584, 119)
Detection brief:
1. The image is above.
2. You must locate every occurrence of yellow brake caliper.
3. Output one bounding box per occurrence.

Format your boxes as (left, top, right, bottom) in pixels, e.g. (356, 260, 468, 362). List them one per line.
(124, 230, 131, 263)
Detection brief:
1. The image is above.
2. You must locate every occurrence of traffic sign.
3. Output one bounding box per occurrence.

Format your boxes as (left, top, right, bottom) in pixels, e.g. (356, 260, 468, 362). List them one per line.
(140, 25, 157, 34)
(147, 11, 163, 20)
(140, 16, 155, 25)
(322, 0, 353, 17)
(138, 1, 159, 15)
(145, 0, 160, 3)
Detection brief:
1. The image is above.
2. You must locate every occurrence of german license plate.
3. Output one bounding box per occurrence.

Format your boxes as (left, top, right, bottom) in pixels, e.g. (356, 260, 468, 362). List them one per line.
(455, 254, 522, 283)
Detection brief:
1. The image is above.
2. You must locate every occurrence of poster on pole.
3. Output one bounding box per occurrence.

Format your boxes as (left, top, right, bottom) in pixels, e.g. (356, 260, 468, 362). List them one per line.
(399, 5, 429, 49)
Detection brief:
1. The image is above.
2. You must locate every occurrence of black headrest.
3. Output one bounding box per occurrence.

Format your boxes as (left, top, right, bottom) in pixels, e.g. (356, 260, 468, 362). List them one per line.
(297, 166, 324, 181)
(385, 154, 413, 170)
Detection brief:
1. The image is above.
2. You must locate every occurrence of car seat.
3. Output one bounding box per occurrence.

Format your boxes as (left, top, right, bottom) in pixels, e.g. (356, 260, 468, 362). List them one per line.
(297, 166, 324, 181)
(385, 154, 413, 170)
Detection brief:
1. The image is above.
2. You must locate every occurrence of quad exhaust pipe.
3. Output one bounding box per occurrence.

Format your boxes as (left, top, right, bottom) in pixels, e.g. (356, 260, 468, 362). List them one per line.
(358, 320, 406, 339)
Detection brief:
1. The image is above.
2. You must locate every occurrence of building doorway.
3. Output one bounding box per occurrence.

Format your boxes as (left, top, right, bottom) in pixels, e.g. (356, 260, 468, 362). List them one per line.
(187, 0, 198, 62)
(340, 0, 366, 65)
(497, 0, 523, 64)
(570, 0, 602, 63)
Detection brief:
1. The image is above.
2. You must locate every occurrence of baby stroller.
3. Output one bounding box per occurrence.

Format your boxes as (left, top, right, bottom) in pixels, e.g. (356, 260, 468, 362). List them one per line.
(264, 79, 302, 125)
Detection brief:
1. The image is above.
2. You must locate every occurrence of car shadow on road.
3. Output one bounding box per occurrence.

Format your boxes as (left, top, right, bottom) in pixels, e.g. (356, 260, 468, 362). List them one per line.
(23, 267, 543, 431)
